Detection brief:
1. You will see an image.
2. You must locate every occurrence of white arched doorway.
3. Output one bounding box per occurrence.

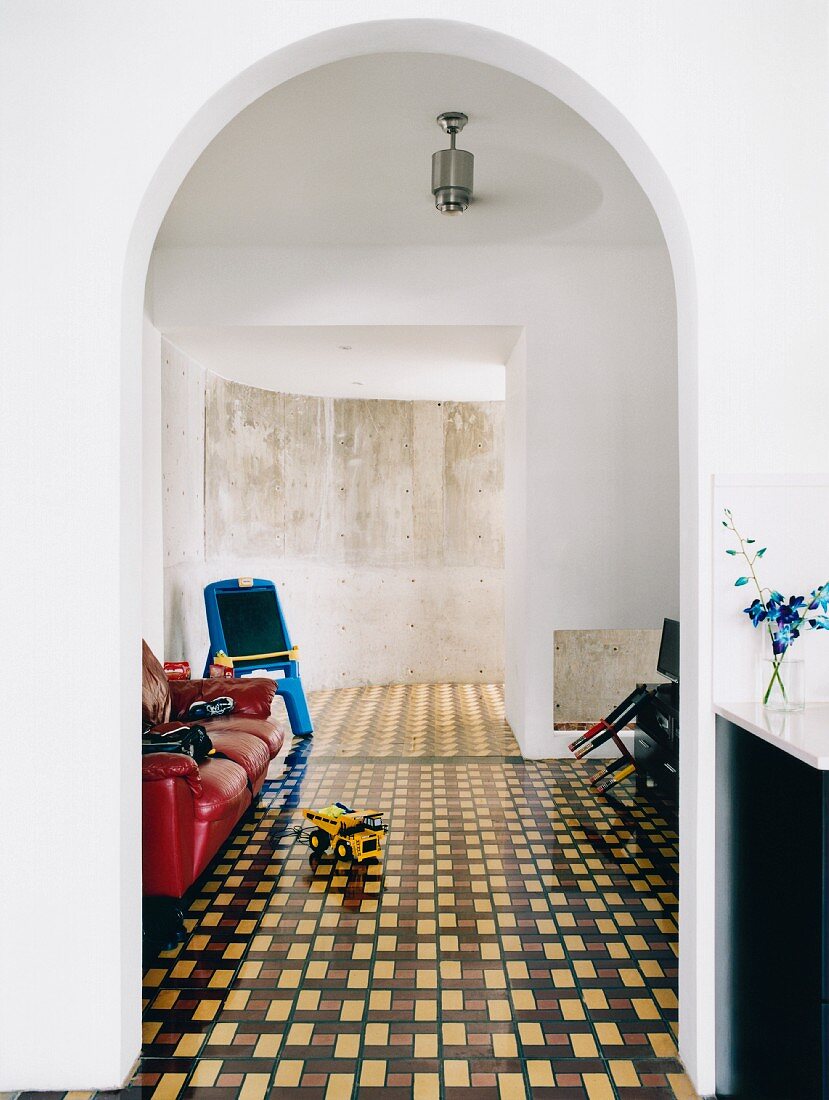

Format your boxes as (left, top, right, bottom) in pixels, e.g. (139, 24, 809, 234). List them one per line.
(126, 17, 703, 1093)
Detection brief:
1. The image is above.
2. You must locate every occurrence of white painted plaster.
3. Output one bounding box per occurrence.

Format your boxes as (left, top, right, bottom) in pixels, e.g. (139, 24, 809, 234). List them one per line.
(155, 51, 663, 250)
(2, 7, 827, 1094)
(162, 325, 517, 402)
(713, 475, 829, 705)
(142, 316, 164, 654)
(504, 330, 528, 741)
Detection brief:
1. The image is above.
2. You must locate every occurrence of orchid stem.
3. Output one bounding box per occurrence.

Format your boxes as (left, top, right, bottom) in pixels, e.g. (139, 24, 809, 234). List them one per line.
(725, 517, 788, 702)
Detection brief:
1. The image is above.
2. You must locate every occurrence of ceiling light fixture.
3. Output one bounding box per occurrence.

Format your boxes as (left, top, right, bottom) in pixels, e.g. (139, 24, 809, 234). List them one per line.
(431, 112, 473, 216)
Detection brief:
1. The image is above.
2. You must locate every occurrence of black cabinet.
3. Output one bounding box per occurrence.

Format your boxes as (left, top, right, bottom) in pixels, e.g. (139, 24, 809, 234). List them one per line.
(634, 684, 679, 799)
(716, 716, 827, 1099)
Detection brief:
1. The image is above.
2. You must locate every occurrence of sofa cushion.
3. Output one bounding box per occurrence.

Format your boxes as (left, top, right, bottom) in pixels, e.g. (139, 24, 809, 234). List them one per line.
(206, 714, 285, 758)
(192, 758, 249, 823)
(142, 639, 171, 726)
(210, 731, 270, 785)
(169, 677, 276, 720)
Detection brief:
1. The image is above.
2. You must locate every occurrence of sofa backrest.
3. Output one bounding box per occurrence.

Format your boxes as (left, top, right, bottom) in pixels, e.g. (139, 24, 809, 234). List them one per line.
(142, 640, 171, 726)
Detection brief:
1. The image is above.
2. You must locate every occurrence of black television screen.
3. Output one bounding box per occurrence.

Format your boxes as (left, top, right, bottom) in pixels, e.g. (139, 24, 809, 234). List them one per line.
(657, 618, 680, 683)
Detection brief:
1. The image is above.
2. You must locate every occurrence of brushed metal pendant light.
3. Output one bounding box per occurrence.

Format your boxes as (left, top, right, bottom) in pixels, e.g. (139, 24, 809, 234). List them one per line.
(431, 112, 473, 215)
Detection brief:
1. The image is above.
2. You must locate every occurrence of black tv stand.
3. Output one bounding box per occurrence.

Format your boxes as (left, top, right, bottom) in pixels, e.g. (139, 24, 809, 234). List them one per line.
(633, 682, 679, 799)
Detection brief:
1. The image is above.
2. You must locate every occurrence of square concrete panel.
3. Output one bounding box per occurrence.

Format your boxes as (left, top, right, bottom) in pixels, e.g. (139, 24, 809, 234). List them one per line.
(205, 376, 285, 559)
(162, 338, 206, 566)
(282, 393, 330, 559)
(553, 629, 663, 725)
(331, 397, 415, 567)
(443, 401, 505, 569)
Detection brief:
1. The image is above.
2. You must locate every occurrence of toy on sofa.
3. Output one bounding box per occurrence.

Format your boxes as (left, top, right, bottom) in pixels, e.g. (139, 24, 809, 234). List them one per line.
(203, 578, 313, 736)
(301, 803, 388, 862)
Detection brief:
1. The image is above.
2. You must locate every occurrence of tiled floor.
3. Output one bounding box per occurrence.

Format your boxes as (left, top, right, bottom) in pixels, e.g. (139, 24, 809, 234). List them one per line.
(303, 683, 521, 758)
(19, 683, 696, 1100)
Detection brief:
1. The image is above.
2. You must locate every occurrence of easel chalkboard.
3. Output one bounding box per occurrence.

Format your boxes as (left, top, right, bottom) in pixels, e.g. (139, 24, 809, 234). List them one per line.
(204, 578, 313, 735)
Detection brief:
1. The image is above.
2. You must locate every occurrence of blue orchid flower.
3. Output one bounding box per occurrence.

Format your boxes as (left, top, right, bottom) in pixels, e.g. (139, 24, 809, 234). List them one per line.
(743, 599, 767, 627)
(809, 583, 829, 612)
(724, 513, 829, 664)
(776, 597, 806, 627)
(773, 622, 800, 655)
(765, 594, 785, 622)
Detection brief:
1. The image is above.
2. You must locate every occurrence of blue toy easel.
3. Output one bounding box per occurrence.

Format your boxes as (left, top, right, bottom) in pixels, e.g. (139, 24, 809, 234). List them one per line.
(203, 577, 313, 736)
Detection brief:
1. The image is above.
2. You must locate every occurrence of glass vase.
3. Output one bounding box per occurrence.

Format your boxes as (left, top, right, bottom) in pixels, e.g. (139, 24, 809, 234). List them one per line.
(760, 654, 805, 712)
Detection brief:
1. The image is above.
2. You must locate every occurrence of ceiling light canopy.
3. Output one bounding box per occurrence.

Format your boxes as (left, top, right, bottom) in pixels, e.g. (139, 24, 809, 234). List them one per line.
(431, 112, 473, 216)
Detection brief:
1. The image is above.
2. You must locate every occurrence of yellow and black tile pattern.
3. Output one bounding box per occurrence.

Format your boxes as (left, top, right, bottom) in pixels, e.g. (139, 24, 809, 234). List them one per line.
(303, 683, 520, 759)
(19, 684, 696, 1100)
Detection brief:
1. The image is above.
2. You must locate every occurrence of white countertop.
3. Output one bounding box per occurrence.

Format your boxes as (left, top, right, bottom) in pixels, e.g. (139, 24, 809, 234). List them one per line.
(715, 702, 829, 769)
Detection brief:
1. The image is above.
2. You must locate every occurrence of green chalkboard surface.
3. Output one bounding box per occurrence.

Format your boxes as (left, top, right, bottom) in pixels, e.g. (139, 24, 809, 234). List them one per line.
(217, 589, 288, 660)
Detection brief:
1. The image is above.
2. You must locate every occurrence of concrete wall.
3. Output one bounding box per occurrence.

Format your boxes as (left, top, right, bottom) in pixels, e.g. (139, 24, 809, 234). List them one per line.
(161, 339, 205, 568)
(553, 628, 663, 725)
(162, 342, 505, 686)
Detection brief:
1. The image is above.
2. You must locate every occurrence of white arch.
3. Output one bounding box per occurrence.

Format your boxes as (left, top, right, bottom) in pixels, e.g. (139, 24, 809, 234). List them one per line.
(124, 17, 705, 1089)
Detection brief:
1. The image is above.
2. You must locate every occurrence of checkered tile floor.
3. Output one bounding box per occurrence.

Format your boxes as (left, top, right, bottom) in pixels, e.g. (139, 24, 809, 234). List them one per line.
(17, 683, 695, 1100)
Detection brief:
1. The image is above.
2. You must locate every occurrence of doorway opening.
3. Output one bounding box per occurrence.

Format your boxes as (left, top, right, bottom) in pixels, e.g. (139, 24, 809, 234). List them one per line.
(131, 28, 699, 1096)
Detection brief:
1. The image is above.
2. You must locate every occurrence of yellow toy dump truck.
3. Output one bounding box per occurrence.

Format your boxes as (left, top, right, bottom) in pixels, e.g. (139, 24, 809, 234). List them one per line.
(301, 802, 387, 862)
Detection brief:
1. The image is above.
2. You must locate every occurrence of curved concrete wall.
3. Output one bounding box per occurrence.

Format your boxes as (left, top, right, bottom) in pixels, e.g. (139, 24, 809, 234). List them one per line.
(162, 340, 505, 688)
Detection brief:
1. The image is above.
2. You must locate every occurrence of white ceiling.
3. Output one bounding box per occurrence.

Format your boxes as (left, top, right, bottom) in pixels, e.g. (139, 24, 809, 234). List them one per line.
(157, 52, 663, 249)
(163, 326, 519, 401)
(157, 53, 663, 401)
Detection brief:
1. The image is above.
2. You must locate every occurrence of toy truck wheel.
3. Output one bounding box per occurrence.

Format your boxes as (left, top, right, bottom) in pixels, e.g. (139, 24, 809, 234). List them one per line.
(310, 829, 329, 852)
(335, 840, 350, 861)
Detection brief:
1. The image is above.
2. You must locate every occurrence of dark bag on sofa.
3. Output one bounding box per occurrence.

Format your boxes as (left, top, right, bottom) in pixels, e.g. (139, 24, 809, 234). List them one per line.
(142, 723, 213, 764)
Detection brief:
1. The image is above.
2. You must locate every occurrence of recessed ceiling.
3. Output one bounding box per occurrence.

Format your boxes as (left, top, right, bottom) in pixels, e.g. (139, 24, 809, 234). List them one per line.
(156, 52, 662, 249)
(163, 326, 519, 401)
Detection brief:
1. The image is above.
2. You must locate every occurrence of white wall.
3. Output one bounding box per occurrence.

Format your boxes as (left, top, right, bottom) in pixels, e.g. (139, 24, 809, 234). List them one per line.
(504, 331, 528, 736)
(152, 242, 680, 753)
(160, 343, 506, 688)
(713, 475, 829, 704)
(2, 5, 827, 1094)
(142, 316, 164, 653)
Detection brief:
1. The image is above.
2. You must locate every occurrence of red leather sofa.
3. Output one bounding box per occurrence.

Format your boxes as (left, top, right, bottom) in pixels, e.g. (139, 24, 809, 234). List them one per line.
(142, 641, 285, 899)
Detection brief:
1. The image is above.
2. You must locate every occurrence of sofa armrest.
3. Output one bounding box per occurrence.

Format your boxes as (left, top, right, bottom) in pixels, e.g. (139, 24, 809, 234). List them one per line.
(142, 755, 199, 898)
(169, 677, 276, 720)
(142, 752, 203, 796)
